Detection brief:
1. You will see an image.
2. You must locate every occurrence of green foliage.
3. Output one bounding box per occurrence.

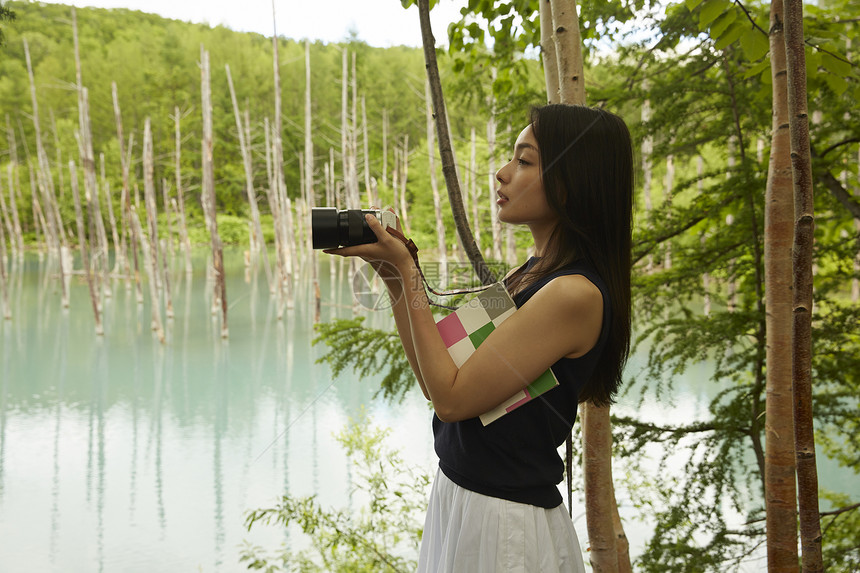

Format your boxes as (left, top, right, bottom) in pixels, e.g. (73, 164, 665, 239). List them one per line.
(241, 411, 430, 572)
(313, 317, 416, 403)
(0, 1, 15, 47)
(819, 492, 860, 569)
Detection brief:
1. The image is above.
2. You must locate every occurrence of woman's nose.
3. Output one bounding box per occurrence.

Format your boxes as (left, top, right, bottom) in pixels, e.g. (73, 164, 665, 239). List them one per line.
(495, 162, 509, 184)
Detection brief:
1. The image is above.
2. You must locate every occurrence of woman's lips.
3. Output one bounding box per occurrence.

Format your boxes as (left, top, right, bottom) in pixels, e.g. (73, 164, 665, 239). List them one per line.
(497, 191, 508, 205)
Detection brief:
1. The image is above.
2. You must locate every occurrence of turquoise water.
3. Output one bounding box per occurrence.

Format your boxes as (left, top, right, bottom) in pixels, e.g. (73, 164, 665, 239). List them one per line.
(0, 251, 856, 572)
(0, 251, 435, 572)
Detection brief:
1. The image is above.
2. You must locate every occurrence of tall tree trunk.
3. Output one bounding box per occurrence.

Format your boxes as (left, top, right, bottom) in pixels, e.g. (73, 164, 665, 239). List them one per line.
(200, 46, 228, 339)
(0, 200, 10, 320)
(226, 65, 273, 293)
(425, 80, 448, 273)
(540, 0, 560, 104)
(641, 86, 654, 272)
(271, 0, 293, 311)
(100, 153, 122, 281)
(469, 126, 479, 247)
(305, 41, 320, 322)
(418, 0, 495, 285)
(547, 1, 627, 570)
(173, 106, 193, 275)
(582, 403, 619, 571)
(382, 108, 389, 189)
(5, 162, 24, 257)
(362, 97, 375, 207)
(111, 84, 142, 302)
(399, 135, 411, 234)
(69, 160, 103, 336)
(551, 0, 586, 105)
(143, 119, 166, 340)
(486, 92, 502, 261)
(783, 1, 822, 569)
(764, 1, 799, 569)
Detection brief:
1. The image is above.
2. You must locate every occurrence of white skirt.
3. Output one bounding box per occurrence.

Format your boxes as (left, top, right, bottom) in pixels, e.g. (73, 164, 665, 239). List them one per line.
(417, 469, 586, 573)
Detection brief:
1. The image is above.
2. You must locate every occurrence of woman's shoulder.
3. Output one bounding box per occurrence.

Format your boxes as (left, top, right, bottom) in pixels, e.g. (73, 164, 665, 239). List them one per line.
(536, 273, 603, 311)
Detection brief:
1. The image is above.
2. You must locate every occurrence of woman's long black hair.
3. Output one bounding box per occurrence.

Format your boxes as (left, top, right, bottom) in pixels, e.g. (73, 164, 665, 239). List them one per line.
(507, 104, 633, 406)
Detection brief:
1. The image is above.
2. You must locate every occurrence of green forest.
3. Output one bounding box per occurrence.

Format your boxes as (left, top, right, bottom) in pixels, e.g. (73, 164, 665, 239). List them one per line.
(1, 0, 859, 570)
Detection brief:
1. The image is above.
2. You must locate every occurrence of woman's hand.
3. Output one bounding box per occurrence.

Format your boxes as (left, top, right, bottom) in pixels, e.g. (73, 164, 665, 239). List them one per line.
(322, 209, 414, 275)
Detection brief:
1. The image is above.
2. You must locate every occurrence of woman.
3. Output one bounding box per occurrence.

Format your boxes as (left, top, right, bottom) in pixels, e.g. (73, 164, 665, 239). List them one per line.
(325, 104, 633, 572)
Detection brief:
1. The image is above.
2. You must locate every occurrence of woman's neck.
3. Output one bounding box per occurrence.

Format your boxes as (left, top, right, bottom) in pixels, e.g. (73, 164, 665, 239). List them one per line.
(528, 220, 557, 257)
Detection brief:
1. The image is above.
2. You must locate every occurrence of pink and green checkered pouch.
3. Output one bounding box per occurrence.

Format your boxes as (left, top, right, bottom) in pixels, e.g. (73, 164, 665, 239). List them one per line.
(435, 282, 559, 425)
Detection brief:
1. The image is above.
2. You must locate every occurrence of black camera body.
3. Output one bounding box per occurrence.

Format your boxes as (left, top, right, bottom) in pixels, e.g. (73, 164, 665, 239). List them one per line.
(311, 208, 396, 249)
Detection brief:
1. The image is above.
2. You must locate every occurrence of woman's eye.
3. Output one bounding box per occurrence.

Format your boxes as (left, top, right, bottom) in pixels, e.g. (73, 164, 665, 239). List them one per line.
(517, 158, 530, 166)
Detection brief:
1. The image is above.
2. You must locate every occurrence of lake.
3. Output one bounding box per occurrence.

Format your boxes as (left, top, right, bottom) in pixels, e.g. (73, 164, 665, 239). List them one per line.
(0, 250, 855, 572)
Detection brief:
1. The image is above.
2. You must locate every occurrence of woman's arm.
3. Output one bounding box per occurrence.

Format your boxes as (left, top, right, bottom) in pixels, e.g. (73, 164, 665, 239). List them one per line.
(381, 274, 430, 399)
(328, 214, 603, 422)
(394, 258, 602, 422)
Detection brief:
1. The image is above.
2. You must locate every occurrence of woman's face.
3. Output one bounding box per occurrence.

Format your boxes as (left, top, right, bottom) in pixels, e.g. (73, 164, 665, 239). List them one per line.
(495, 124, 558, 229)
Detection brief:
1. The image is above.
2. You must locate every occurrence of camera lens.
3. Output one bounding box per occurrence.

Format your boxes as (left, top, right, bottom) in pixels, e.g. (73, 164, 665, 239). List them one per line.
(312, 208, 379, 249)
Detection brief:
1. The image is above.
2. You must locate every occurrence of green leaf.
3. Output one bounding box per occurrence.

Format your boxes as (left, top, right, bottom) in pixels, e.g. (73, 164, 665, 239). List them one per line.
(685, 0, 705, 10)
(699, 0, 731, 30)
(713, 21, 744, 51)
(824, 73, 849, 96)
(743, 58, 771, 80)
(806, 50, 822, 78)
(710, 10, 737, 39)
(820, 52, 852, 77)
(739, 28, 769, 61)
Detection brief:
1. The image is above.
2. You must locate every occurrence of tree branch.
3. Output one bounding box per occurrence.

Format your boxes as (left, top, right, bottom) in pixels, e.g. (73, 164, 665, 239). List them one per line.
(811, 146, 860, 220)
(819, 138, 860, 158)
(732, 0, 769, 37)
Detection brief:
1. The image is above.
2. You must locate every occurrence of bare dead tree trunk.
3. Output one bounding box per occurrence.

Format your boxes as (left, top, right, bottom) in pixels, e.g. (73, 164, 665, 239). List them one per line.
(263, 117, 284, 298)
(200, 47, 228, 339)
(698, 156, 711, 315)
(641, 89, 654, 272)
(486, 91, 502, 261)
(425, 80, 448, 274)
(305, 41, 321, 322)
(78, 89, 110, 300)
(24, 38, 64, 253)
(664, 148, 674, 270)
(417, 0, 495, 285)
(362, 97, 375, 207)
(469, 126, 480, 247)
(173, 106, 193, 275)
(100, 153, 121, 280)
(111, 84, 142, 302)
(5, 163, 24, 257)
(0, 203, 10, 320)
(399, 135, 411, 234)
(69, 160, 103, 336)
(764, 1, 799, 569)
(226, 65, 273, 293)
(271, 4, 294, 312)
(382, 108, 389, 189)
(159, 180, 174, 319)
(783, 0, 822, 569)
(143, 119, 168, 337)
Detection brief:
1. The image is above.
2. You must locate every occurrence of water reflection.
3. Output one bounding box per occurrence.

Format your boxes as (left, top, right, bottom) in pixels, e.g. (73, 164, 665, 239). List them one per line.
(0, 250, 433, 572)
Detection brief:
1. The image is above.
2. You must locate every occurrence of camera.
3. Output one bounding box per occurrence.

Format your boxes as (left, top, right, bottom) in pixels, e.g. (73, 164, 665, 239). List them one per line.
(311, 208, 396, 249)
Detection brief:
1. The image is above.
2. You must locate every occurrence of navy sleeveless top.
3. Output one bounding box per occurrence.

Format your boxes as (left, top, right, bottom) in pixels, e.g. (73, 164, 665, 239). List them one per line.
(432, 257, 611, 508)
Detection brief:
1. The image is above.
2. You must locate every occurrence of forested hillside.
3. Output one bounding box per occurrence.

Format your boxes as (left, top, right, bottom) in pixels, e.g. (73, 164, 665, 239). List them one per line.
(0, 0, 541, 249)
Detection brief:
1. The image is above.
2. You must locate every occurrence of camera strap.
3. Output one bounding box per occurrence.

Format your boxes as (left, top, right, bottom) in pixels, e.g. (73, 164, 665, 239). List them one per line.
(385, 226, 491, 310)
